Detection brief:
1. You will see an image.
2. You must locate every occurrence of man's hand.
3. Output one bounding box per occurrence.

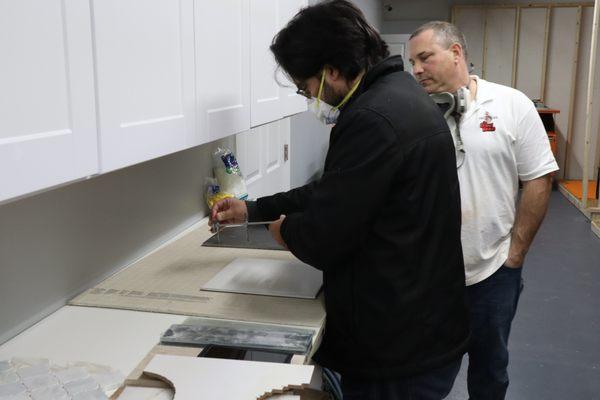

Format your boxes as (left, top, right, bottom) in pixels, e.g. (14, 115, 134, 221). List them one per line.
(504, 253, 524, 269)
(505, 174, 552, 269)
(210, 198, 248, 227)
(269, 215, 288, 249)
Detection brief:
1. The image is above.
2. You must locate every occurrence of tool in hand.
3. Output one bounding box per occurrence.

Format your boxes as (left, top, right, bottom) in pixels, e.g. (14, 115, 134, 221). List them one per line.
(210, 219, 277, 243)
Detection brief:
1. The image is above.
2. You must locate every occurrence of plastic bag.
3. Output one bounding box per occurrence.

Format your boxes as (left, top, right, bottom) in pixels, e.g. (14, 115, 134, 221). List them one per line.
(205, 177, 233, 209)
(212, 147, 248, 200)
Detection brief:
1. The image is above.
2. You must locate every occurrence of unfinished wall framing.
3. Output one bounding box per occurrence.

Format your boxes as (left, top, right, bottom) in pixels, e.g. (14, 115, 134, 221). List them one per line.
(453, 2, 600, 189)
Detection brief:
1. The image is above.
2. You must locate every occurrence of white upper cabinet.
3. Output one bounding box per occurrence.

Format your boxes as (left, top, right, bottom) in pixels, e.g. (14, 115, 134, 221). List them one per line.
(250, 0, 308, 128)
(250, 0, 282, 127)
(92, 0, 196, 173)
(236, 119, 290, 199)
(278, 0, 308, 117)
(0, 0, 98, 203)
(195, 0, 251, 144)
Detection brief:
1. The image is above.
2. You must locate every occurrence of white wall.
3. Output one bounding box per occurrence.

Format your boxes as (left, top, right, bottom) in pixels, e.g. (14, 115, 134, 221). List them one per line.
(0, 136, 233, 344)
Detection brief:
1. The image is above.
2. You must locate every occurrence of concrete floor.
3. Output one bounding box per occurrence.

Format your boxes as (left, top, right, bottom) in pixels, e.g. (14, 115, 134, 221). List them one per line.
(447, 192, 600, 399)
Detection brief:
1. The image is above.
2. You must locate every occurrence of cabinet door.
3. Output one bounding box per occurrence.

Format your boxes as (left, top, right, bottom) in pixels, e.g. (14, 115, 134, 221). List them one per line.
(236, 119, 290, 199)
(278, 0, 308, 117)
(92, 0, 196, 173)
(195, 0, 251, 144)
(0, 0, 98, 203)
(250, 0, 282, 127)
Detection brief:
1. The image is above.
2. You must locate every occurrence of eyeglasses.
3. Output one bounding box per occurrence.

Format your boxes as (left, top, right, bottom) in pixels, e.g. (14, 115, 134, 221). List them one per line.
(296, 87, 311, 99)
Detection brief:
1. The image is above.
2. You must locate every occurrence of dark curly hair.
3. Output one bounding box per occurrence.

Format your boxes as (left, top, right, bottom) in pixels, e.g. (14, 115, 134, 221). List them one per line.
(270, 0, 389, 82)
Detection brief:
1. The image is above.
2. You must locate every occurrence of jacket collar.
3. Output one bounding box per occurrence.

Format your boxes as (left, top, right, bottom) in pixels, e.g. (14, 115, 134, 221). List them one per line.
(361, 55, 405, 91)
(341, 55, 405, 111)
(471, 76, 494, 104)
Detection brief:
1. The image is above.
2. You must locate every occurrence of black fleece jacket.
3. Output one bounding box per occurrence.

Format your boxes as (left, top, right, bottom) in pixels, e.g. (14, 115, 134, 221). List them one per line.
(247, 56, 469, 379)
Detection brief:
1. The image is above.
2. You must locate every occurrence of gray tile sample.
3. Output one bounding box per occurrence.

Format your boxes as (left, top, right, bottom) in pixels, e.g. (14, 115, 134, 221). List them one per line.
(202, 225, 285, 251)
(161, 322, 314, 354)
(201, 258, 322, 299)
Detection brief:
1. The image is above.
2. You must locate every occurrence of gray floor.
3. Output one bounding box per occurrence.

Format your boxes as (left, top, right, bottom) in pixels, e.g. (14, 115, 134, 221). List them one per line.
(447, 192, 600, 399)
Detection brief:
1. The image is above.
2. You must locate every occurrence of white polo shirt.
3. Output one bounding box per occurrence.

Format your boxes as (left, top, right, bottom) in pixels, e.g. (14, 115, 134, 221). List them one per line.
(443, 77, 559, 286)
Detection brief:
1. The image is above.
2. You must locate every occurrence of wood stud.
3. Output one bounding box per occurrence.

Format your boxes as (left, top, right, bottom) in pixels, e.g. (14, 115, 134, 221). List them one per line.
(453, 3, 594, 9)
(482, 8, 489, 79)
(541, 6, 552, 102)
(512, 6, 521, 88)
(564, 6, 583, 178)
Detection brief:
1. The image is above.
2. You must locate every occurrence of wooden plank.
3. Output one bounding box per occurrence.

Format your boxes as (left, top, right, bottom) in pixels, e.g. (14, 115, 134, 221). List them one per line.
(512, 6, 521, 88)
(483, 8, 489, 78)
(545, 6, 579, 179)
(541, 6, 552, 102)
(516, 7, 547, 99)
(454, 8, 486, 77)
(569, 6, 600, 180)
(453, 3, 594, 9)
(485, 8, 517, 86)
(564, 6, 584, 177)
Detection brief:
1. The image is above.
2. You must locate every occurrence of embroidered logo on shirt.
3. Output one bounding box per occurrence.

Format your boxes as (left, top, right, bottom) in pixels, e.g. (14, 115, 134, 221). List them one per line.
(479, 112, 496, 132)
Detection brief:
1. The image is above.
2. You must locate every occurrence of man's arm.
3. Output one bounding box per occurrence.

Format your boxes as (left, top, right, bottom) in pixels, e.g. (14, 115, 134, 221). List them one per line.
(505, 174, 552, 268)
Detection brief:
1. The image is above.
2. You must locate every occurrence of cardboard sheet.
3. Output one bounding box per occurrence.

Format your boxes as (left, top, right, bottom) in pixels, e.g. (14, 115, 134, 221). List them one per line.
(70, 227, 325, 328)
(143, 355, 315, 400)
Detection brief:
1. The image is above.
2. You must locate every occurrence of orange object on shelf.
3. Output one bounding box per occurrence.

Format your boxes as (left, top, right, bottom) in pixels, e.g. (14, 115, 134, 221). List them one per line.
(560, 180, 598, 200)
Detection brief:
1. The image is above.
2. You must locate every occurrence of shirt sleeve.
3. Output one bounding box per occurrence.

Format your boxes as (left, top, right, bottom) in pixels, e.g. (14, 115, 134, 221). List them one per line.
(514, 92, 559, 181)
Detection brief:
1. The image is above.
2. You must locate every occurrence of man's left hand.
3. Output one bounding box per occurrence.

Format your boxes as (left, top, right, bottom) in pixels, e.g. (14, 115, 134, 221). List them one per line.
(504, 252, 524, 269)
(269, 215, 288, 249)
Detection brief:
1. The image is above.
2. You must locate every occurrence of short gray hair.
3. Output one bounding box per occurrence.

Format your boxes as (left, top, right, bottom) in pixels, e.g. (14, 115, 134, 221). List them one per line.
(411, 21, 468, 62)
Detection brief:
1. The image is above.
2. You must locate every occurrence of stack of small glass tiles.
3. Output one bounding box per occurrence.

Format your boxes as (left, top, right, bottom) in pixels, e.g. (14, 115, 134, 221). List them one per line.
(0, 358, 123, 400)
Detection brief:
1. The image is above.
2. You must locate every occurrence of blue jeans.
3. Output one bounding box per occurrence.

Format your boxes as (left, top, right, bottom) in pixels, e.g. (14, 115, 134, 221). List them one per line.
(341, 359, 462, 400)
(466, 265, 524, 400)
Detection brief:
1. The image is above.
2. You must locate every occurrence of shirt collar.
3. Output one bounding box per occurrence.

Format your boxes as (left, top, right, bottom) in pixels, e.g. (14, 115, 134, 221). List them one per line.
(471, 75, 494, 105)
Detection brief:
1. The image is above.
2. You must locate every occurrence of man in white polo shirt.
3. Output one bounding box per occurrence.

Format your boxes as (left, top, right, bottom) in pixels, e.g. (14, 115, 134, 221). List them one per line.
(408, 21, 558, 399)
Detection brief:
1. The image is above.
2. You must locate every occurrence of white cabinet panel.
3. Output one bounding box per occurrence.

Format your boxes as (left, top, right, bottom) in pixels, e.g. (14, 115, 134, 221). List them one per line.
(236, 119, 290, 199)
(195, 0, 251, 143)
(278, 0, 308, 117)
(0, 0, 98, 203)
(250, 0, 282, 127)
(92, 0, 196, 172)
(236, 128, 263, 186)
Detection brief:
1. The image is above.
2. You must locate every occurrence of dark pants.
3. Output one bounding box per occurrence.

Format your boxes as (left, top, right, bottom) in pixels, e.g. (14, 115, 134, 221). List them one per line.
(341, 359, 462, 400)
(466, 265, 524, 400)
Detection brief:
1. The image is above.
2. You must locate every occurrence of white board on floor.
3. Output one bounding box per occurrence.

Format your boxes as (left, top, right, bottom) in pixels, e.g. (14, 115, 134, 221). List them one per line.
(454, 8, 485, 77)
(144, 355, 315, 400)
(570, 6, 600, 179)
(516, 7, 547, 99)
(202, 258, 322, 299)
(545, 6, 579, 177)
(485, 8, 517, 86)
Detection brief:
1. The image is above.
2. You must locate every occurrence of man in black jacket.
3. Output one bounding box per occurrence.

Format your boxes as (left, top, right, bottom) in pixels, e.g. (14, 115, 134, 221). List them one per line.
(211, 1, 469, 399)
